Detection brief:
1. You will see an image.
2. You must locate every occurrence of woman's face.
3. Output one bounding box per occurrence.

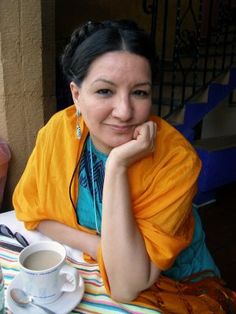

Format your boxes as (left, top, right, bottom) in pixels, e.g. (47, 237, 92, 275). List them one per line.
(70, 51, 152, 154)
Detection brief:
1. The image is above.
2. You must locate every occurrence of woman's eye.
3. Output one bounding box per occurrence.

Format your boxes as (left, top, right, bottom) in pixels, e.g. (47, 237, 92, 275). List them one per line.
(133, 90, 150, 97)
(96, 89, 112, 96)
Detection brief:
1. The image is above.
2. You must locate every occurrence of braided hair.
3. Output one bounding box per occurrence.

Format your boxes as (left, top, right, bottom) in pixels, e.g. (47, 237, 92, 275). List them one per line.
(61, 20, 156, 86)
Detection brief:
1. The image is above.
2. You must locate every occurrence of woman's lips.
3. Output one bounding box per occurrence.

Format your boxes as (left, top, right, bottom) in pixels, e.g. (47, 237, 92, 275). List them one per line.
(107, 124, 134, 133)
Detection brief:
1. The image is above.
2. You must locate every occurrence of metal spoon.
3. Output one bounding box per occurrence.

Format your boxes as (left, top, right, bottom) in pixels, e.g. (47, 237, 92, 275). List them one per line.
(10, 288, 56, 314)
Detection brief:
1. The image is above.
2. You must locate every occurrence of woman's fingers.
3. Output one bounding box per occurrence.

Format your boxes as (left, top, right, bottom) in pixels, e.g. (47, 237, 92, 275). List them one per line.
(108, 121, 157, 169)
(134, 121, 157, 151)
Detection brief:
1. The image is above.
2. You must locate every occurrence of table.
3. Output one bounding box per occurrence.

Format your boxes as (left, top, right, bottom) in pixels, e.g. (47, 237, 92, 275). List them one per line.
(0, 212, 159, 314)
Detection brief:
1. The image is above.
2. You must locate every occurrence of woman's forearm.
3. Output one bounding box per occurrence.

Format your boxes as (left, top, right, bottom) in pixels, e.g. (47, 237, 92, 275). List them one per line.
(102, 160, 160, 302)
(37, 220, 100, 260)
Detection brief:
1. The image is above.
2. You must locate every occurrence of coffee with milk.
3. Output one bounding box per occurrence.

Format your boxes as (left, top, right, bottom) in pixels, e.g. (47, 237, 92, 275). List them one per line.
(23, 250, 62, 270)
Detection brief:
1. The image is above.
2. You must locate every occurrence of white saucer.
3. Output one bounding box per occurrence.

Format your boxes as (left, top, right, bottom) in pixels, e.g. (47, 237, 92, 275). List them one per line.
(6, 270, 84, 314)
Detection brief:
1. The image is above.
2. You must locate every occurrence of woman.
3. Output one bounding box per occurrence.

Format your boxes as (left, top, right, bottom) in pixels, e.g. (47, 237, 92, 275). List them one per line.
(13, 20, 226, 310)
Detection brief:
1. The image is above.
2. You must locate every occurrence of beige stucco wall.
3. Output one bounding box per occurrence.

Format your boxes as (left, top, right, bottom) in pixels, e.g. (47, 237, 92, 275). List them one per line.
(0, 0, 56, 211)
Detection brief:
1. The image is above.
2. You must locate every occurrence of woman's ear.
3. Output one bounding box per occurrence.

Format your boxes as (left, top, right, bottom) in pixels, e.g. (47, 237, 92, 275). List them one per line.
(70, 82, 80, 108)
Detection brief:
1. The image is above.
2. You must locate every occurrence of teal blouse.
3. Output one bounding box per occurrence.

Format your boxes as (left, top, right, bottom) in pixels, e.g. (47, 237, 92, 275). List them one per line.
(76, 137, 107, 234)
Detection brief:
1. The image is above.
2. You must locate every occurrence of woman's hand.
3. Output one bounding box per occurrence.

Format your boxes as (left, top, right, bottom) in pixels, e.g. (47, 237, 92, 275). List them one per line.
(108, 121, 157, 168)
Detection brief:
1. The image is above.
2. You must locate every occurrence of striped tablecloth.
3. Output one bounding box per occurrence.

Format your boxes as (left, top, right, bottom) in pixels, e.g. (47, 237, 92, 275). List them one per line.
(0, 238, 159, 314)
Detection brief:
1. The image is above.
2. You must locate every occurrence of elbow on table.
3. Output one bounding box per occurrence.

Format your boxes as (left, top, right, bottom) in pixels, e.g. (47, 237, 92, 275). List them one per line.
(111, 288, 140, 303)
(109, 262, 161, 303)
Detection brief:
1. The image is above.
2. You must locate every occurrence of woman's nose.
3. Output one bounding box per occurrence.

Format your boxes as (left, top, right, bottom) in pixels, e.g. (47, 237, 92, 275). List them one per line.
(112, 95, 133, 121)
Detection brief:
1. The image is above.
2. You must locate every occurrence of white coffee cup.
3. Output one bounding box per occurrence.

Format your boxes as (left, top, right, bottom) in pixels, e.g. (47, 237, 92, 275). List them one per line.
(18, 241, 78, 304)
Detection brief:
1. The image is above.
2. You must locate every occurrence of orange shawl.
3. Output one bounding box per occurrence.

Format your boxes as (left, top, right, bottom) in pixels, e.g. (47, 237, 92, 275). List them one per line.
(13, 105, 201, 294)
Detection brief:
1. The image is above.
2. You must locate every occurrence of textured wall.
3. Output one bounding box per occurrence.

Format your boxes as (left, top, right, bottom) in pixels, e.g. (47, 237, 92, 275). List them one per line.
(0, 0, 56, 211)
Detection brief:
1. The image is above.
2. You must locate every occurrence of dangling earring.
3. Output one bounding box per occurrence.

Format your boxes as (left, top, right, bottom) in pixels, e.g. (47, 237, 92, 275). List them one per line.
(76, 109, 81, 139)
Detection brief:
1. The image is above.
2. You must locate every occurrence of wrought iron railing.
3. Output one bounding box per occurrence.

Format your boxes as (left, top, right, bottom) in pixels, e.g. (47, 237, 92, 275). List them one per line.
(143, 0, 236, 118)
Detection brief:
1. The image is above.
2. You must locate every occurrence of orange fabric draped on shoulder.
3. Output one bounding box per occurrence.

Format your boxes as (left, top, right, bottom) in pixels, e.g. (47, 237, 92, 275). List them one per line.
(13, 106, 202, 298)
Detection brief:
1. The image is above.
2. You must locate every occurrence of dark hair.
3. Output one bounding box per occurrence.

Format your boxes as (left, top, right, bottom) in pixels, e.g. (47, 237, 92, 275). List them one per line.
(61, 20, 157, 86)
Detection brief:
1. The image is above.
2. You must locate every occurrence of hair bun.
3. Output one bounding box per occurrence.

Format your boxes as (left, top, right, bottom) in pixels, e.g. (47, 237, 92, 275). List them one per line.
(63, 21, 101, 61)
(77, 21, 102, 43)
(63, 20, 141, 65)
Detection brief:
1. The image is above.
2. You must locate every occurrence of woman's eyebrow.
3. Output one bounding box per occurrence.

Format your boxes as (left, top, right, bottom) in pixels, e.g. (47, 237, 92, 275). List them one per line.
(92, 78, 116, 86)
(133, 82, 152, 88)
(92, 79, 151, 87)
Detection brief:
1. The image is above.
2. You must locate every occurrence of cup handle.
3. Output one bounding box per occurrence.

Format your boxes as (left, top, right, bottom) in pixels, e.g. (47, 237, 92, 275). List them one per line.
(59, 264, 78, 292)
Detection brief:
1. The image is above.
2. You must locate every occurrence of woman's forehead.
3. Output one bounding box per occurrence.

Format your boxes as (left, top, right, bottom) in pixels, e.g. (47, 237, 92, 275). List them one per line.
(84, 51, 152, 84)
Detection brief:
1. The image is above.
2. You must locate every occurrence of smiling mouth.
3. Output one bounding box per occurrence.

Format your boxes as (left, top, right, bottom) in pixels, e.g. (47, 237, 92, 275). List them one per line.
(108, 124, 134, 133)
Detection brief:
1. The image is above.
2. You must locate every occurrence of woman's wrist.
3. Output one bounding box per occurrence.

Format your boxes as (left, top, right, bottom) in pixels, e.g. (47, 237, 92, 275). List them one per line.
(106, 151, 129, 173)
